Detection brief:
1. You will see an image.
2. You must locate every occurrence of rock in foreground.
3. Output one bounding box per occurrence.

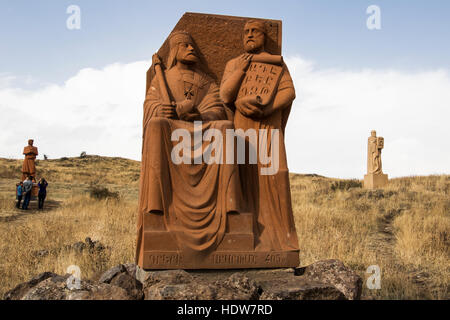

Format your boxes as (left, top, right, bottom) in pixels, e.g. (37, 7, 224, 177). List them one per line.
(4, 259, 362, 300)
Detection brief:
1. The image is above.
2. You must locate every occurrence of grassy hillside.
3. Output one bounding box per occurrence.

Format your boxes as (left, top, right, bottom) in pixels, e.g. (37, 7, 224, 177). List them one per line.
(0, 156, 448, 299)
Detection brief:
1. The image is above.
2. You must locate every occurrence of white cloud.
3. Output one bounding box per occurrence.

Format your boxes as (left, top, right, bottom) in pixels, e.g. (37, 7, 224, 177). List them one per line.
(0, 61, 149, 161)
(0, 57, 449, 178)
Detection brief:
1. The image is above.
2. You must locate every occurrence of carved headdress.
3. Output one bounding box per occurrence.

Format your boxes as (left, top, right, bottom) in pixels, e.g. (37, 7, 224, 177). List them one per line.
(167, 31, 194, 69)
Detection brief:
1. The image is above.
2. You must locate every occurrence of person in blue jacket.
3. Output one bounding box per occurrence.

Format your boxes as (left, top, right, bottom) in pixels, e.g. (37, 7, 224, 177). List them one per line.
(16, 181, 24, 208)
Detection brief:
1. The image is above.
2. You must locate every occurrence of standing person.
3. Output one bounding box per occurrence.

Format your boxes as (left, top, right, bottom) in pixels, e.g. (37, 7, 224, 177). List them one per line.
(38, 178, 48, 210)
(16, 182, 24, 208)
(22, 176, 33, 210)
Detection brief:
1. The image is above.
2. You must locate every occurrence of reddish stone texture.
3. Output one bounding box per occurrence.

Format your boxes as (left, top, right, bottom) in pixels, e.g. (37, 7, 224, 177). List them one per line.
(145, 12, 282, 95)
(137, 13, 299, 269)
(22, 139, 38, 181)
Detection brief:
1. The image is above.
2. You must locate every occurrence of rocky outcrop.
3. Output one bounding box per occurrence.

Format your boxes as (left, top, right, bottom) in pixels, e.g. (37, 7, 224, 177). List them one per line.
(3, 272, 59, 300)
(99, 263, 143, 300)
(139, 270, 260, 300)
(3, 259, 362, 300)
(4, 272, 133, 300)
(295, 259, 362, 300)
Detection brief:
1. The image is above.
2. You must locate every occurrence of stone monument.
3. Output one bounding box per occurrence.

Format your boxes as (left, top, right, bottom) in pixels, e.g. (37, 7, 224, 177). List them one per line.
(364, 130, 388, 189)
(136, 13, 300, 269)
(20, 139, 39, 198)
(22, 139, 38, 181)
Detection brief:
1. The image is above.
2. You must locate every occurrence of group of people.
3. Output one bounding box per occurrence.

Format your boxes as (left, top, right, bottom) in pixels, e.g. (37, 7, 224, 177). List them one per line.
(16, 177, 48, 210)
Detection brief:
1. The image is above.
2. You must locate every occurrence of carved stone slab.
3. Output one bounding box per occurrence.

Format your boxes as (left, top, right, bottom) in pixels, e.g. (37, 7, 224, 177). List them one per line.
(237, 62, 283, 105)
(139, 12, 299, 270)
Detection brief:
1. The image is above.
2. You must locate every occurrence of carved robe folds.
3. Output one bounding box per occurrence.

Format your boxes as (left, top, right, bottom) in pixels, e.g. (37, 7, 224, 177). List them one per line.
(136, 67, 249, 268)
(222, 54, 300, 253)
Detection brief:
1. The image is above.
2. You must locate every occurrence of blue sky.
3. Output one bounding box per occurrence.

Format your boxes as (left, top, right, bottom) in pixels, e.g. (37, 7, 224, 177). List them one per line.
(1, 0, 449, 86)
(1, 1, 449, 178)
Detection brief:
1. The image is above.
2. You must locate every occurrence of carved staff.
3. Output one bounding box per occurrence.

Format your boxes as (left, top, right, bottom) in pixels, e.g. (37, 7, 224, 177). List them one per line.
(143, 54, 176, 133)
(152, 53, 174, 106)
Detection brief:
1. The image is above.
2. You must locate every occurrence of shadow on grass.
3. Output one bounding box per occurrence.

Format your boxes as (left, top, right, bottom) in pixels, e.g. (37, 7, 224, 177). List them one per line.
(0, 199, 61, 223)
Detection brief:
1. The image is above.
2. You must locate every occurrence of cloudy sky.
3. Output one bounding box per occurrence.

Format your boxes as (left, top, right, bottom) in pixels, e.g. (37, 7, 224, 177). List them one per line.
(1, 0, 449, 178)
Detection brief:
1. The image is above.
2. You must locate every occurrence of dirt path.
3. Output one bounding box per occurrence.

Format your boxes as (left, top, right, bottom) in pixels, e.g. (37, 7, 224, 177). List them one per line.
(368, 208, 401, 259)
(367, 206, 432, 298)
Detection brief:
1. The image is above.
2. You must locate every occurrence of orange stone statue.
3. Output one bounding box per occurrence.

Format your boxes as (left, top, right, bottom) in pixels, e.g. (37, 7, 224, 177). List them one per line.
(136, 13, 300, 269)
(220, 20, 300, 254)
(22, 139, 38, 181)
(136, 30, 247, 269)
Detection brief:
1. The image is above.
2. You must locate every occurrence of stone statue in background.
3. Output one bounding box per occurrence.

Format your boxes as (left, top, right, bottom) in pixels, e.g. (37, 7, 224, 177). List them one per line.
(367, 130, 383, 174)
(22, 139, 38, 181)
(220, 20, 300, 255)
(364, 130, 388, 189)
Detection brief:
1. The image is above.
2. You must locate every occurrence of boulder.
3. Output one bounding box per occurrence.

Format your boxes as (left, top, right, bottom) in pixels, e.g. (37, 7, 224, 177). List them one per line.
(3, 272, 60, 300)
(98, 264, 143, 299)
(213, 273, 260, 300)
(110, 272, 143, 300)
(66, 283, 133, 300)
(21, 276, 133, 300)
(123, 263, 137, 278)
(137, 269, 194, 287)
(244, 268, 345, 300)
(5, 271, 134, 300)
(98, 264, 126, 284)
(137, 260, 362, 300)
(142, 271, 260, 300)
(295, 259, 362, 300)
(4, 259, 362, 300)
(258, 277, 344, 300)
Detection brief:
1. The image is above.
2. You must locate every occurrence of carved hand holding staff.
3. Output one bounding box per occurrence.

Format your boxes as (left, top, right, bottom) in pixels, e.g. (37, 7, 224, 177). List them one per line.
(152, 53, 177, 120)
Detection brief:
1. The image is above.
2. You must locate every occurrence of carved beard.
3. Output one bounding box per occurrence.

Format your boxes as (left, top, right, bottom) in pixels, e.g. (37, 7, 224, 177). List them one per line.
(244, 39, 264, 53)
(179, 55, 198, 65)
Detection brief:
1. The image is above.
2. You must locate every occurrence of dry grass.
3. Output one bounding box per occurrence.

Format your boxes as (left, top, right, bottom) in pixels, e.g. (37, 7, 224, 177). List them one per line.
(0, 156, 448, 299)
(291, 174, 449, 299)
(0, 194, 137, 294)
(0, 156, 139, 297)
